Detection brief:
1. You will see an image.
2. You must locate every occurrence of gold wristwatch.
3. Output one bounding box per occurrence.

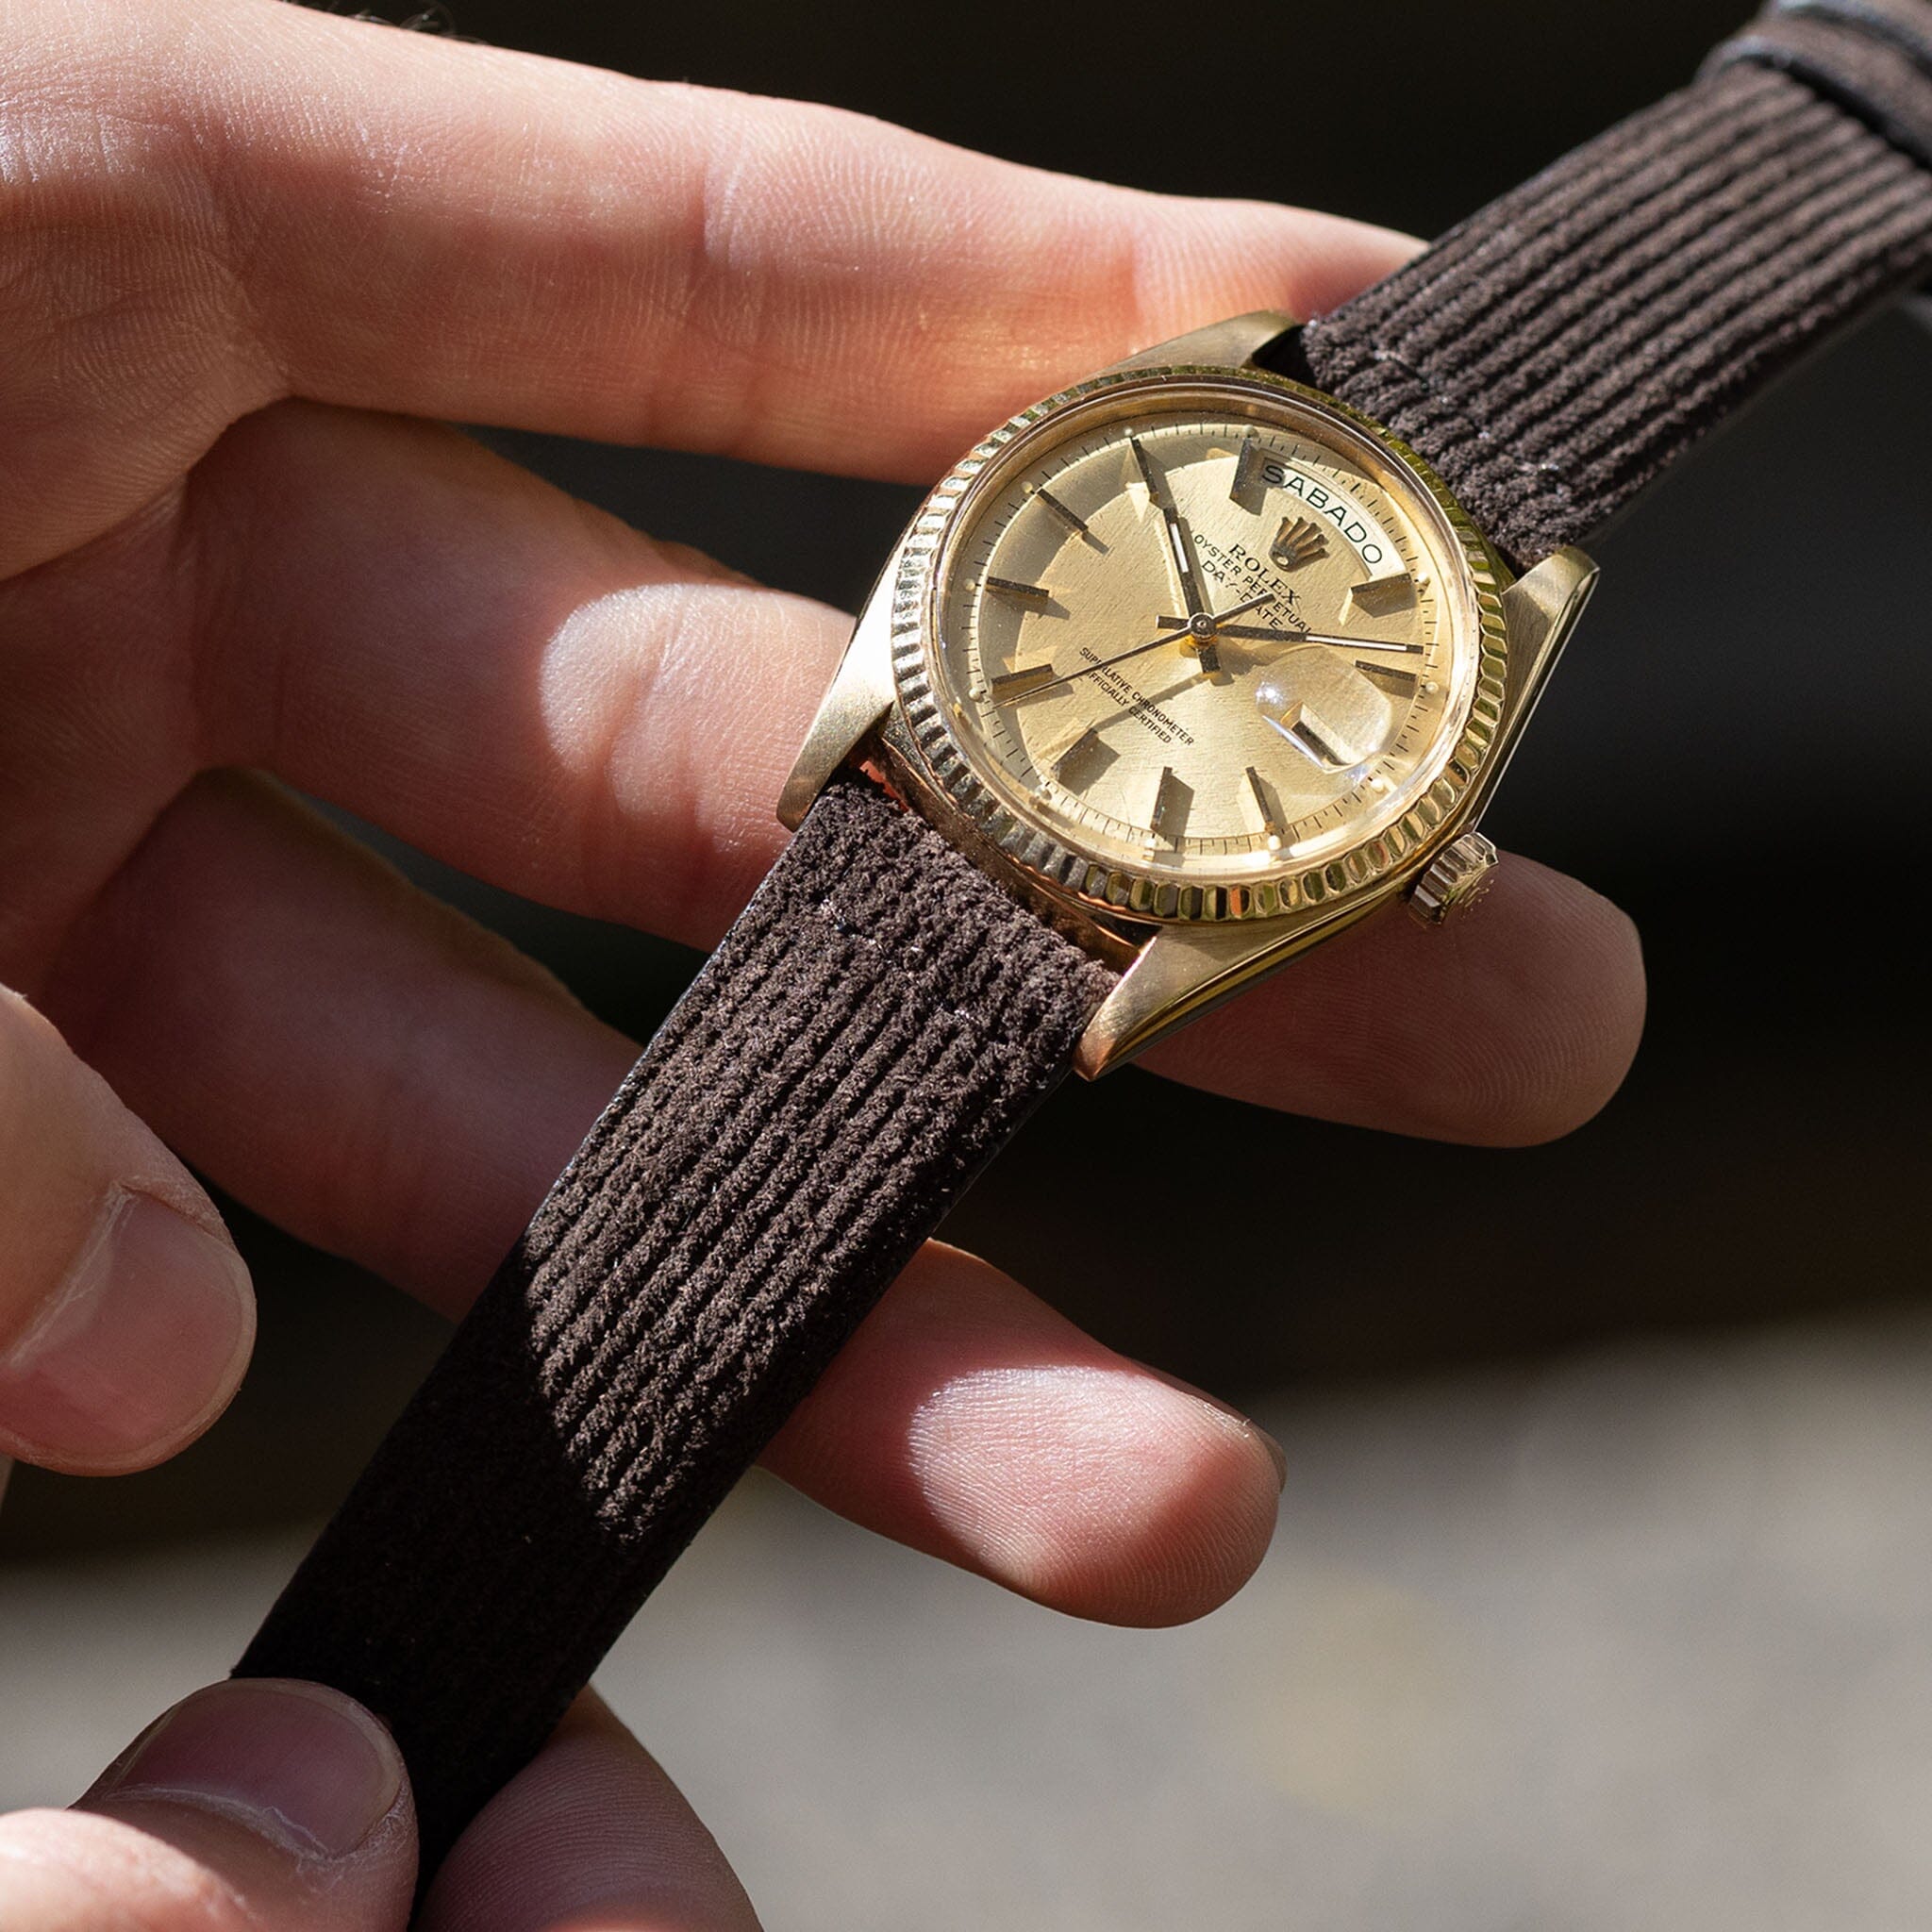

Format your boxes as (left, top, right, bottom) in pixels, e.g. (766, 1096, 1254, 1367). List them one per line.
(240, 0, 1932, 1873)
(780, 309, 1576, 1074)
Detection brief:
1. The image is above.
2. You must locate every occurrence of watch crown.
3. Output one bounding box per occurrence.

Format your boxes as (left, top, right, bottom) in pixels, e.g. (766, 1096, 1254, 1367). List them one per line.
(1407, 832, 1499, 926)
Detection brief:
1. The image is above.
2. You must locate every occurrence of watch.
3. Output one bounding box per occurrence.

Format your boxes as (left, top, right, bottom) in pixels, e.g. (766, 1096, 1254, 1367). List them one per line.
(237, 0, 1932, 1876)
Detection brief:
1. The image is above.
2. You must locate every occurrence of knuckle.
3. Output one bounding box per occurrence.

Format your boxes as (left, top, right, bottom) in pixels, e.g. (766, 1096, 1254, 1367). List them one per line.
(0, 1, 279, 466)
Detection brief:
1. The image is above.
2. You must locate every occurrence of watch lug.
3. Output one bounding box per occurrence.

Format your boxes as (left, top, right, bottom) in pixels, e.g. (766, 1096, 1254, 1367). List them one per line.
(1498, 545, 1598, 729)
(1098, 309, 1300, 377)
(1457, 542, 1599, 821)
(776, 562, 898, 830)
(1074, 899, 1369, 1079)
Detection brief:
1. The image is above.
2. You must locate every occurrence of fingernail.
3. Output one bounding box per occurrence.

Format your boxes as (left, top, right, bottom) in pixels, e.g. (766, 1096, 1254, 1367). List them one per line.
(1137, 1360, 1288, 1491)
(94, 1680, 403, 1859)
(0, 1191, 253, 1468)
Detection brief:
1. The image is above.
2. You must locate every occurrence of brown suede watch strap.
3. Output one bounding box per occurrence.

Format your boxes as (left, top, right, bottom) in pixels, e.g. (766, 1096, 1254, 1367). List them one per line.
(1710, 0, 1932, 169)
(237, 0, 1932, 1891)
(1265, 12, 1932, 565)
(236, 775, 1113, 1871)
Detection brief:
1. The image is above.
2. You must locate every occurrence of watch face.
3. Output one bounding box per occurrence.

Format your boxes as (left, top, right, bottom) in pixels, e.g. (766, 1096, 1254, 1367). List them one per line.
(897, 369, 1506, 922)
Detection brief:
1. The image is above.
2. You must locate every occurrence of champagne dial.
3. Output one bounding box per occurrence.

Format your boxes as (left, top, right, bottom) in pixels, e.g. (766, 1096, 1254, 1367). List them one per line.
(924, 377, 1487, 906)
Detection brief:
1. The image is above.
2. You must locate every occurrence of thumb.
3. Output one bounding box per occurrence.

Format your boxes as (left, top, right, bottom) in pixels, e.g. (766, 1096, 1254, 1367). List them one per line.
(0, 1680, 416, 1930)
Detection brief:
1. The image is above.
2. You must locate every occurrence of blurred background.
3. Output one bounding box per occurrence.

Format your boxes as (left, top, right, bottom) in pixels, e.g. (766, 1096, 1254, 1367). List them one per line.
(4, 0, 1929, 1924)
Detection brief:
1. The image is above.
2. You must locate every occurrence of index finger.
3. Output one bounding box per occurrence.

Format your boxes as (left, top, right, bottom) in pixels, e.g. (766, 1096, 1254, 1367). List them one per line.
(8, 0, 1412, 563)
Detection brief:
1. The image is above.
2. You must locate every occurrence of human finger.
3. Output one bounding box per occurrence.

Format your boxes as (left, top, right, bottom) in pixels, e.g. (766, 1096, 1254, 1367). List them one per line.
(0, 985, 254, 1475)
(420, 1693, 758, 1932)
(12, 402, 1643, 1147)
(0, 1679, 415, 1932)
(2, 0, 1413, 572)
(48, 773, 1285, 1624)
(1141, 857, 1647, 1147)
(766, 1242, 1285, 1625)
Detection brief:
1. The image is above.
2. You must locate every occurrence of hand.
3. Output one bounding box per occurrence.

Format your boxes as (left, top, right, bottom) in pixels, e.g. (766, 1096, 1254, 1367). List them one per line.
(0, 0, 1646, 1918)
(2, 1677, 766, 1929)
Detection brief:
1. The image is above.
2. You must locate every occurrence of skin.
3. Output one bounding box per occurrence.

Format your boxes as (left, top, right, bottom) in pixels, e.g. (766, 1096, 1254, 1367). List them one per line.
(0, 0, 1647, 1923)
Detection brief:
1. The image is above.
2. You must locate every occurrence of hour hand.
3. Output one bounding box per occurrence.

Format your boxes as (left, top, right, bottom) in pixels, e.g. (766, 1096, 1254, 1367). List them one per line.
(1130, 436, 1208, 624)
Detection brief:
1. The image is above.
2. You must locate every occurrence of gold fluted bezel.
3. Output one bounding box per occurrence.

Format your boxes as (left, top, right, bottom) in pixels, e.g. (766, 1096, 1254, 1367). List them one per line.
(889, 364, 1511, 924)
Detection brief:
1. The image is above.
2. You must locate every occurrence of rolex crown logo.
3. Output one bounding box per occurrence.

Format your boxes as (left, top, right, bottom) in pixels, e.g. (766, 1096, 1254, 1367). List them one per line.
(1270, 515, 1329, 571)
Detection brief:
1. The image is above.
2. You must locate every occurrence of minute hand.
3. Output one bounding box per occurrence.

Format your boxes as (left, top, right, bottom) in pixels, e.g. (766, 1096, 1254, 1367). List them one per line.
(1221, 625, 1421, 655)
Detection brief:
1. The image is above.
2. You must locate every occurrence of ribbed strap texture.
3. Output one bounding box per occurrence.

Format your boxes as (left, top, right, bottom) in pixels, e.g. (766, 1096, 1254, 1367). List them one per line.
(1292, 57, 1932, 564)
(1708, 0, 1932, 167)
(236, 776, 1113, 1874)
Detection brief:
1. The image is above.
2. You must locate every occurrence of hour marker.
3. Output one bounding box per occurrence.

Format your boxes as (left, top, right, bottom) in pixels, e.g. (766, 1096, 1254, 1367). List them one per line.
(1244, 765, 1286, 846)
(1289, 708, 1361, 770)
(1030, 486, 1106, 552)
(1231, 436, 1271, 514)
(1348, 572, 1424, 617)
(986, 575, 1055, 610)
(989, 663, 1056, 701)
(1270, 515, 1329, 571)
(1259, 691, 1362, 770)
(1348, 638, 1425, 657)
(1147, 765, 1191, 847)
(1050, 725, 1117, 791)
(1354, 659, 1420, 698)
(1127, 434, 1160, 497)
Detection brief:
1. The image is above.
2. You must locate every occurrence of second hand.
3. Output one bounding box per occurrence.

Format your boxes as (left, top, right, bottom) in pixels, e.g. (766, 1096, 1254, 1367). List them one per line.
(991, 592, 1273, 702)
(1157, 618, 1424, 658)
